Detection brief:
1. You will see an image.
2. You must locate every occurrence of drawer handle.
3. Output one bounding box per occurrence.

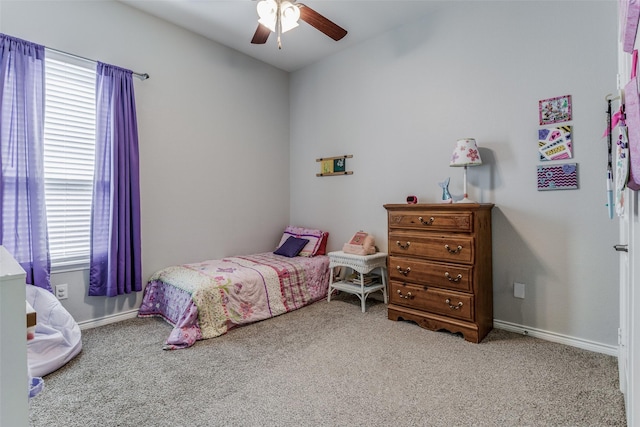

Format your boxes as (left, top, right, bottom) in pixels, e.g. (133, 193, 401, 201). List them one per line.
(396, 241, 411, 250)
(397, 290, 413, 299)
(418, 216, 435, 225)
(445, 298, 463, 310)
(396, 266, 411, 276)
(444, 244, 463, 254)
(445, 272, 463, 282)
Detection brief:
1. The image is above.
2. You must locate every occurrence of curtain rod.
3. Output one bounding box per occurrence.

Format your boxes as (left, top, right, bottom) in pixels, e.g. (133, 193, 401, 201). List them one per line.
(46, 47, 150, 81)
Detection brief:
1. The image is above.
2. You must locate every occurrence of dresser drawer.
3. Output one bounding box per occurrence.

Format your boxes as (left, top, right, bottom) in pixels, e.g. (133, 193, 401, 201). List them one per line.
(388, 210, 473, 233)
(389, 231, 474, 264)
(389, 281, 474, 321)
(389, 256, 472, 292)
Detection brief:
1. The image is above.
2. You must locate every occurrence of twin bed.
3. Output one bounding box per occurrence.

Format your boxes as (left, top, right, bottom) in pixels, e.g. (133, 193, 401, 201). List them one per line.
(138, 226, 331, 349)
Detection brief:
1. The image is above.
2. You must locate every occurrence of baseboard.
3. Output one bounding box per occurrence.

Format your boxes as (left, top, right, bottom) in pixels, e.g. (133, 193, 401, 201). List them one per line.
(494, 319, 619, 357)
(76, 309, 619, 356)
(77, 309, 139, 330)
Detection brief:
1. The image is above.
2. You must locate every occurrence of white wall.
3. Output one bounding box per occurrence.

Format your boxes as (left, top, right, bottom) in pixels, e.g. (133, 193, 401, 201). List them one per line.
(290, 1, 620, 347)
(0, 0, 622, 350)
(0, 0, 290, 324)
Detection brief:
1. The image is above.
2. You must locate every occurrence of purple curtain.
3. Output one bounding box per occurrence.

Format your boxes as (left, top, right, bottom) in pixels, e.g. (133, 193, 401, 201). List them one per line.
(0, 34, 51, 292)
(89, 62, 142, 297)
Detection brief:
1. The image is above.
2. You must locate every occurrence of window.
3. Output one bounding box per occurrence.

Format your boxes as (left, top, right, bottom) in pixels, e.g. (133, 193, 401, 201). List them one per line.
(43, 52, 96, 268)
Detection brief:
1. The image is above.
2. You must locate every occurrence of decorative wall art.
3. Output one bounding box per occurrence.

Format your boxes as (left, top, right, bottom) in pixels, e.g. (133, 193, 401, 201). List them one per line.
(538, 125, 573, 161)
(537, 163, 578, 190)
(316, 155, 353, 177)
(539, 95, 572, 125)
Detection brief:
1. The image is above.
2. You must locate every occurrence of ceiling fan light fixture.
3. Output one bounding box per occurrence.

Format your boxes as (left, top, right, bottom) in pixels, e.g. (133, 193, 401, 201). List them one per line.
(257, 0, 277, 32)
(251, 0, 347, 47)
(257, 0, 300, 34)
(280, 2, 300, 33)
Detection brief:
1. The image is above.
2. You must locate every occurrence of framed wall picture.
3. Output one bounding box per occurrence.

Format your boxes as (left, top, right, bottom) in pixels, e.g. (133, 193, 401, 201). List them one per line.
(537, 163, 578, 190)
(539, 95, 572, 125)
(538, 125, 573, 161)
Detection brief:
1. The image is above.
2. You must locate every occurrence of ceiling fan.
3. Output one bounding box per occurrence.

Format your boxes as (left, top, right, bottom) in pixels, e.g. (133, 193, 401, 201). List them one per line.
(251, 0, 348, 49)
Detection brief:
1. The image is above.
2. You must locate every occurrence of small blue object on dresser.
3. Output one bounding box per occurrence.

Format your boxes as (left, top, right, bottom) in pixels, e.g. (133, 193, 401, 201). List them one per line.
(438, 177, 452, 203)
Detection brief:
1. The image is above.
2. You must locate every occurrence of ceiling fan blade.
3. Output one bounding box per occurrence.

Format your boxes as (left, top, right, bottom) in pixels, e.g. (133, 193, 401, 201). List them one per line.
(251, 24, 271, 44)
(298, 4, 348, 41)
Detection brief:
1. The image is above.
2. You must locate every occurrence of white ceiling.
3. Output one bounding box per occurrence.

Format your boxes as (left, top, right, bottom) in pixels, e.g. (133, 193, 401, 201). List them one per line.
(118, 0, 446, 72)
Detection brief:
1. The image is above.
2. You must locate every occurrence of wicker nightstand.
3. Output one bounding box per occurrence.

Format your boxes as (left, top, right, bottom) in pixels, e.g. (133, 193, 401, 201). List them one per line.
(327, 251, 388, 313)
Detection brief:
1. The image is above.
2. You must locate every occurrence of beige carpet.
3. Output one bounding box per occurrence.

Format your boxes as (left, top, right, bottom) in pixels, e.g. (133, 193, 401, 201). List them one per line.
(28, 294, 626, 426)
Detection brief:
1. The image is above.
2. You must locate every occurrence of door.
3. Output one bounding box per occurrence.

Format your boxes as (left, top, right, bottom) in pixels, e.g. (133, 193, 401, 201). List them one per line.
(617, 45, 636, 426)
(616, 189, 630, 410)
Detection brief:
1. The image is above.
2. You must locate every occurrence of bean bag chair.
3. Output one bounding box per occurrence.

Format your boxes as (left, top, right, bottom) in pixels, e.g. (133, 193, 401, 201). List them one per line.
(26, 284, 82, 377)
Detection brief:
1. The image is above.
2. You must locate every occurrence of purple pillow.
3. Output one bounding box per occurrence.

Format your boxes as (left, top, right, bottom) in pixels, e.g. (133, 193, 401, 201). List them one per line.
(274, 236, 309, 258)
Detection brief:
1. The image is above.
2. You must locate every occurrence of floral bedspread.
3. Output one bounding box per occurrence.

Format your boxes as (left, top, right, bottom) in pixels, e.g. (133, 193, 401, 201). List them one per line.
(138, 253, 330, 349)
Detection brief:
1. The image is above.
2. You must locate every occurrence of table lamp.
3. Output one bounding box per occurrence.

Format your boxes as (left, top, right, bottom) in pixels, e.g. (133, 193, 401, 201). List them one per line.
(449, 138, 482, 203)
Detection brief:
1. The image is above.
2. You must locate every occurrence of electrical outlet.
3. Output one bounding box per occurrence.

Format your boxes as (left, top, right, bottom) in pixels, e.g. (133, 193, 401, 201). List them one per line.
(55, 284, 68, 300)
(514, 282, 525, 299)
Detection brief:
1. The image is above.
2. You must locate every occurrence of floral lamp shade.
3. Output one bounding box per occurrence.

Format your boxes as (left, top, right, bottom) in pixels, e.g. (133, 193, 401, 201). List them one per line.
(450, 138, 482, 167)
(449, 138, 482, 203)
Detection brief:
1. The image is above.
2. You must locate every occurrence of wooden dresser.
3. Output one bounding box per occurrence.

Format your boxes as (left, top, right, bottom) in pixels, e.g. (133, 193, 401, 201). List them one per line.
(384, 203, 494, 343)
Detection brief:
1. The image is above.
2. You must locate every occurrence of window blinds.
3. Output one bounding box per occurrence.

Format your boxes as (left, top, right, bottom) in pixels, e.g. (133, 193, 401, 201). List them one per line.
(43, 55, 96, 267)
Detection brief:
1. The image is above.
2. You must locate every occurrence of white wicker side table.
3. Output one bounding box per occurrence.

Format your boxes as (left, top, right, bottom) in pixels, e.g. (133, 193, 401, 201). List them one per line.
(327, 251, 388, 313)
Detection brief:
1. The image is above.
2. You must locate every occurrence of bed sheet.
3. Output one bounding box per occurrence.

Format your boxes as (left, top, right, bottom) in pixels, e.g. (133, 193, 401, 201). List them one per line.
(138, 252, 330, 349)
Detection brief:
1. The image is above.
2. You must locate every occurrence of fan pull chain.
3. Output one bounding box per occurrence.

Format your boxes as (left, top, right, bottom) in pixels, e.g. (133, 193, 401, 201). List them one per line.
(276, 1, 283, 49)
